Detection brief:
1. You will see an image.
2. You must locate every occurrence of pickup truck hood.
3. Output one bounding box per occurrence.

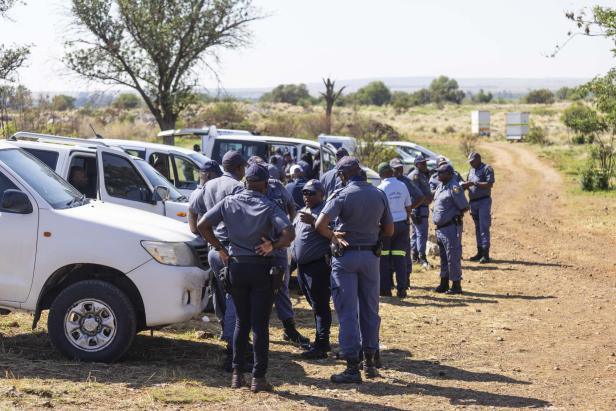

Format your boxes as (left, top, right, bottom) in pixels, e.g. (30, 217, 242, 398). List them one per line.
(57, 200, 195, 242)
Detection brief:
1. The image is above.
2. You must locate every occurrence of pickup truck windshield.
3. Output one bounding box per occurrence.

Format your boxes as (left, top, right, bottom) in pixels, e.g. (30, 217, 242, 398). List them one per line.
(188, 152, 207, 167)
(0, 148, 84, 209)
(134, 159, 187, 202)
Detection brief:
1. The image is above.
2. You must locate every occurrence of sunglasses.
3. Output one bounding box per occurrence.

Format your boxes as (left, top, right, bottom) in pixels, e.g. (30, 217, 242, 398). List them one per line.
(302, 190, 317, 196)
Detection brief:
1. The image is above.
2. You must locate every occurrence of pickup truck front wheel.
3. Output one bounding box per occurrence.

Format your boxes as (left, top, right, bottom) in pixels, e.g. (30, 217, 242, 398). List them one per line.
(48, 280, 137, 362)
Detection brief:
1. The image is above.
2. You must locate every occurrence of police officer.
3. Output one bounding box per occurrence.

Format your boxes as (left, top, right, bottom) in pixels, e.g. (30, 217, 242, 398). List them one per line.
(315, 156, 394, 383)
(198, 163, 295, 393)
(408, 155, 433, 268)
(390, 158, 425, 288)
(247, 156, 309, 347)
(462, 152, 495, 263)
(286, 161, 310, 210)
(377, 162, 414, 298)
(293, 179, 332, 359)
(202, 151, 246, 370)
(432, 163, 469, 295)
(429, 157, 464, 193)
(320, 147, 349, 198)
(188, 160, 223, 235)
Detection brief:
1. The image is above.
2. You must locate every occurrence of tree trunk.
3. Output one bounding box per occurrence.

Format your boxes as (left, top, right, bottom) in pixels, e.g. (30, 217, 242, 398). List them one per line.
(156, 110, 178, 146)
(325, 100, 333, 134)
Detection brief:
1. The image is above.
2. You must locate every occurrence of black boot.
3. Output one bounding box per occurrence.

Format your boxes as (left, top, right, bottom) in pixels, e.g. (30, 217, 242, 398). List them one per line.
(250, 377, 274, 393)
(396, 288, 407, 298)
(412, 250, 420, 263)
(469, 247, 483, 261)
(331, 359, 362, 384)
(479, 248, 490, 264)
(363, 352, 378, 379)
(231, 369, 246, 389)
(446, 280, 463, 294)
(374, 349, 383, 368)
(419, 254, 430, 268)
(282, 318, 310, 348)
(301, 339, 330, 359)
(223, 344, 233, 372)
(434, 277, 449, 293)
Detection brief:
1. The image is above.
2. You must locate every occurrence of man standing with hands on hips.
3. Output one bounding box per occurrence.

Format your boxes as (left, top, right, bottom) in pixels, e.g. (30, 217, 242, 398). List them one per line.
(315, 156, 394, 384)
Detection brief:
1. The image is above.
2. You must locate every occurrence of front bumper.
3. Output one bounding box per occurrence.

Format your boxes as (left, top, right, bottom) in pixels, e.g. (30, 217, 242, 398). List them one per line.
(127, 259, 210, 327)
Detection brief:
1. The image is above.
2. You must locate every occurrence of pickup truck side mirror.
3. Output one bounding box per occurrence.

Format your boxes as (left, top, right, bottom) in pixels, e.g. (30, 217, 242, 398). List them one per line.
(153, 185, 171, 203)
(1, 189, 33, 214)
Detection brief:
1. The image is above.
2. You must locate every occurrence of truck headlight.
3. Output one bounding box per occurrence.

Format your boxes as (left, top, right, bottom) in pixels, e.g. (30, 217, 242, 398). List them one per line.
(141, 241, 196, 266)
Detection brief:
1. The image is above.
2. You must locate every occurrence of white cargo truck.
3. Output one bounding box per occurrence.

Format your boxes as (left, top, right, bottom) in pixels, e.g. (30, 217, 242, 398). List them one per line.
(471, 111, 491, 136)
(506, 112, 530, 141)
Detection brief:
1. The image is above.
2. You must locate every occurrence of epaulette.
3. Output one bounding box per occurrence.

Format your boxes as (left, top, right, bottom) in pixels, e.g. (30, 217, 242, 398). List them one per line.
(327, 187, 345, 202)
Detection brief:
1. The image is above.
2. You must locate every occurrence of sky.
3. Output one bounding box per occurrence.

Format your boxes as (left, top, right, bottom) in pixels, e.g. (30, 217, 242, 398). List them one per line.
(0, 0, 614, 92)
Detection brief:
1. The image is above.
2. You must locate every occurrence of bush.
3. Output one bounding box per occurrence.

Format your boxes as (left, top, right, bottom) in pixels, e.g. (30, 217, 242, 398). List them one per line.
(444, 125, 455, 134)
(580, 166, 611, 191)
(112, 93, 142, 109)
(526, 123, 550, 145)
(51, 95, 76, 111)
(353, 81, 392, 106)
(200, 102, 253, 130)
(260, 84, 314, 106)
(429, 76, 465, 105)
(561, 103, 606, 144)
(580, 166, 596, 191)
(459, 134, 478, 157)
(524, 89, 555, 104)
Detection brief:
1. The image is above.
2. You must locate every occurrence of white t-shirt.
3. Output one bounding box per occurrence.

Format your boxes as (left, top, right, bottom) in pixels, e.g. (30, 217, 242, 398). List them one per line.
(377, 177, 411, 222)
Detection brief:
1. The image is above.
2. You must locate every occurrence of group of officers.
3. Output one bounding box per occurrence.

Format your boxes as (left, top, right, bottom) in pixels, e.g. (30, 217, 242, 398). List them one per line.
(186, 146, 495, 392)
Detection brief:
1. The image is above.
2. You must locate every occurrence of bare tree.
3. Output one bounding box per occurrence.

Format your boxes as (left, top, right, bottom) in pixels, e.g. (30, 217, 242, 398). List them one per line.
(320, 78, 345, 134)
(0, 0, 30, 82)
(64, 0, 262, 144)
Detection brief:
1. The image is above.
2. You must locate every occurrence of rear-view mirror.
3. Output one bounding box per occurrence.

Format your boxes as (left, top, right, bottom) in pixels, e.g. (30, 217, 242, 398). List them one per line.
(153, 185, 171, 203)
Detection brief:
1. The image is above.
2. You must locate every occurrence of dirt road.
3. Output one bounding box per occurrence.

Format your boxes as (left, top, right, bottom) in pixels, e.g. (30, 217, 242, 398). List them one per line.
(1, 141, 615, 410)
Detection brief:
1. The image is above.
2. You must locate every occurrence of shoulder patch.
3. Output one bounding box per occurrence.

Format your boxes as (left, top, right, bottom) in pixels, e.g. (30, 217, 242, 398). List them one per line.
(413, 174, 419, 181)
(452, 186, 461, 194)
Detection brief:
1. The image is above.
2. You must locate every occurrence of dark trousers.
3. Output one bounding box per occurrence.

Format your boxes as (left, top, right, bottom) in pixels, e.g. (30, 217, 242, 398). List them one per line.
(380, 220, 411, 292)
(297, 257, 332, 347)
(229, 258, 273, 378)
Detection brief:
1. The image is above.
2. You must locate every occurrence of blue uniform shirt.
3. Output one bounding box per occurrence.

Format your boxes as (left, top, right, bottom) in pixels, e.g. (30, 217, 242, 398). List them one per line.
(204, 190, 292, 257)
(467, 163, 495, 200)
(293, 201, 330, 264)
(408, 169, 432, 217)
(286, 177, 308, 210)
(320, 168, 341, 199)
(188, 185, 207, 218)
(321, 180, 393, 246)
(266, 178, 296, 260)
(377, 177, 411, 222)
(202, 172, 244, 242)
(429, 170, 464, 193)
(432, 180, 469, 226)
(396, 175, 424, 206)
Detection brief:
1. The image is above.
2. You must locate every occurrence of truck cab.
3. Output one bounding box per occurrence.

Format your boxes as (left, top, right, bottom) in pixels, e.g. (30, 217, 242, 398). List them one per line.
(10, 133, 190, 223)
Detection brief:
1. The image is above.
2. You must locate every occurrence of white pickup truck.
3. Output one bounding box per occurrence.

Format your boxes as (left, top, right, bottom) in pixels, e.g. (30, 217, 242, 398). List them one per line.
(0, 141, 210, 362)
(10, 133, 190, 223)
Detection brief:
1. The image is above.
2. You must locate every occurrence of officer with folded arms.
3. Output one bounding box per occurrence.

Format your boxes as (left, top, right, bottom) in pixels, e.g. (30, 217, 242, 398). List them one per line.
(293, 179, 333, 359)
(432, 163, 469, 295)
(198, 163, 295, 393)
(315, 156, 394, 383)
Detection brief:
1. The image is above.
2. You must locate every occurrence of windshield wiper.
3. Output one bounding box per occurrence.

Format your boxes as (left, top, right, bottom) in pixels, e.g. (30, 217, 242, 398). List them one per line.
(177, 195, 188, 202)
(65, 194, 87, 208)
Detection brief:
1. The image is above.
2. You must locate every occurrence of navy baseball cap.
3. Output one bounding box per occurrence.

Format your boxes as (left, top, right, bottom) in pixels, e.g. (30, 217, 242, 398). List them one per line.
(414, 154, 427, 165)
(377, 162, 392, 174)
(200, 160, 222, 176)
(245, 163, 270, 182)
(335, 147, 349, 160)
(222, 150, 247, 168)
(302, 179, 325, 194)
(335, 156, 361, 172)
(247, 155, 265, 165)
(297, 160, 311, 175)
(468, 152, 481, 162)
(389, 158, 404, 169)
(436, 163, 454, 174)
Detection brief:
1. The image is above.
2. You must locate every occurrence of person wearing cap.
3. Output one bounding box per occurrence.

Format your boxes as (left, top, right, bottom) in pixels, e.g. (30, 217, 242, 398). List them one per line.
(292, 179, 333, 359)
(462, 152, 495, 263)
(390, 158, 426, 285)
(202, 150, 247, 370)
(429, 157, 464, 193)
(432, 163, 469, 295)
(408, 154, 433, 268)
(286, 161, 310, 210)
(198, 163, 295, 393)
(319, 147, 349, 198)
(377, 162, 420, 298)
(247, 156, 310, 348)
(315, 156, 394, 383)
(188, 160, 223, 235)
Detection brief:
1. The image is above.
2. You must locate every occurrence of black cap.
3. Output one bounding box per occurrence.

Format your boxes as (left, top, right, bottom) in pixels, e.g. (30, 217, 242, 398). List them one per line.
(245, 163, 270, 182)
(302, 179, 325, 194)
(247, 155, 265, 165)
(414, 154, 427, 165)
(222, 150, 247, 168)
(468, 152, 481, 162)
(200, 160, 223, 176)
(336, 156, 361, 173)
(335, 147, 349, 161)
(436, 163, 454, 174)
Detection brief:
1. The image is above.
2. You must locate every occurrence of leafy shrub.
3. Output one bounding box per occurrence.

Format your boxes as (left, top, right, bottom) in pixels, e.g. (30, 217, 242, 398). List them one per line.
(51, 95, 76, 111)
(580, 166, 596, 191)
(444, 125, 455, 134)
(429, 76, 465, 105)
(459, 134, 478, 157)
(524, 89, 555, 104)
(526, 123, 550, 145)
(113, 93, 142, 109)
(260, 84, 314, 106)
(201, 102, 252, 130)
(561, 103, 606, 144)
(352, 81, 392, 106)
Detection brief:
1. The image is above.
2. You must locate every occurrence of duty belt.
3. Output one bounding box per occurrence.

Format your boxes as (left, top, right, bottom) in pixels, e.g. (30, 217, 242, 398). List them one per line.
(436, 220, 461, 230)
(231, 255, 273, 264)
(469, 195, 491, 203)
(344, 245, 375, 251)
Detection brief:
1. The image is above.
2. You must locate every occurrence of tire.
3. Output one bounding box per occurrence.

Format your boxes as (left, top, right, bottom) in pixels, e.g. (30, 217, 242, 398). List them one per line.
(48, 280, 137, 363)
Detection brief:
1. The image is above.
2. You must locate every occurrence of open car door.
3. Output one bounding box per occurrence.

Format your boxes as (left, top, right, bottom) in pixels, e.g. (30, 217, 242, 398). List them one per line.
(319, 144, 337, 175)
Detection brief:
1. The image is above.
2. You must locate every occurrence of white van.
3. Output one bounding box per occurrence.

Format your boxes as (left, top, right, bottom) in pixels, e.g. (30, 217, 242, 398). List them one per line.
(10, 133, 190, 223)
(317, 134, 357, 154)
(0, 141, 210, 362)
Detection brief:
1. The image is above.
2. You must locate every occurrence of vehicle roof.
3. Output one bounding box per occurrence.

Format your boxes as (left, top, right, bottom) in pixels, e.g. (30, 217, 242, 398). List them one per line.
(10, 140, 96, 153)
(98, 138, 198, 154)
(216, 134, 319, 146)
(383, 141, 421, 148)
(0, 141, 18, 150)
(158, 127, 252, 137)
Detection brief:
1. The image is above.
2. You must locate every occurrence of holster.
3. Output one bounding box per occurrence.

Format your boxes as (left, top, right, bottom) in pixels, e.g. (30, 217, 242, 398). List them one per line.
(373, 240, 383, 257)
(411, 213, 422, 224)
(330, 242, 345, 258)
(219, 266, 231, 294)
(270, 266, 285, 295)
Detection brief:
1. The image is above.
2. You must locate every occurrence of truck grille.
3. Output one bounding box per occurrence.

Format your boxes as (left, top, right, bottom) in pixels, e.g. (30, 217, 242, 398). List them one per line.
(187, 238, 209, 269)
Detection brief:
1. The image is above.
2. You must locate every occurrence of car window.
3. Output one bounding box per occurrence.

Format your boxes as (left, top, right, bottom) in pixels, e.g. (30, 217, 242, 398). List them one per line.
(268, 143, 297, 161)
(400, 146, 423, 158)
(22, 148, 60, 170)
(122, 148, 146, 160)
(149, 152, 174, 184)
(213, 140, 266, 163)
(321, 147, 336, 173)
(0, 170, 18, 198)
(134, 159, 186, 202)
(173, 155, 199, 190)
(68, 154, 98, 199)
(0, 148, 82, 209)
(102, 152, 150, 203)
